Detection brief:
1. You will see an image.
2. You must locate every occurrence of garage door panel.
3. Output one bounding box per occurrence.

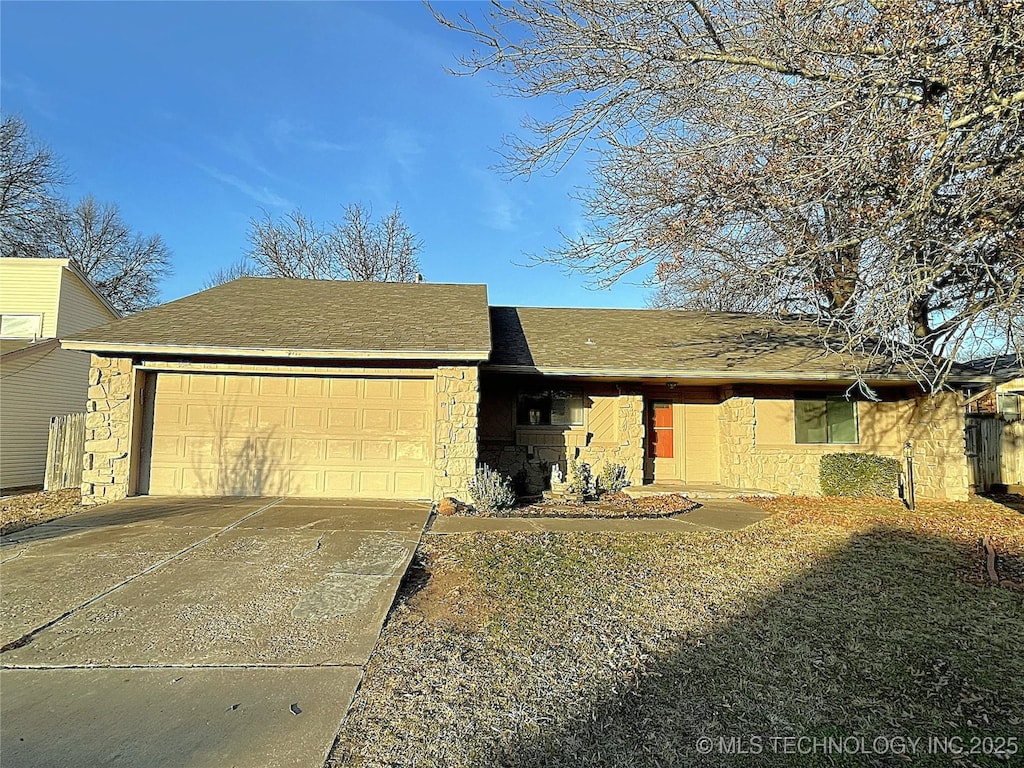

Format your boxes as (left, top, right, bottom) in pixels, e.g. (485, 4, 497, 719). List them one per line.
(188, 375, 221, 395)
(362, 409, 392, 431)
(324, 470, 355, 494)
(257, 406, 289, 429)
(399, 379, 431, 400)
(293, 407, 325, 430)
(222, 407, 256, 429)
(148, 467, 179, 492)
(362, 440, 391, 461)
(329, 379, 360, 398)
(185, 404, 219, 429)
(223, 377, 255, 395)
(294, 378, 325, 397)
(287, 469, 322, 496)
(364, 379, 394, 399)
(152, 434, 182, 459)
(358, 472, 391, 495)
(328, 408, 357, 429)
(182, 466, 216, 493)
(326, 439, 357, 461)
(183, 435, 217, 458)
(396, 440, 427, 462)
(397, 410, 428, 431)
(146, 373, 434, 499)
(395, 472, 427, 496)
(289, 438, 323, 462)
(259, 377, 291, 396)
(153, 403, 183, 427)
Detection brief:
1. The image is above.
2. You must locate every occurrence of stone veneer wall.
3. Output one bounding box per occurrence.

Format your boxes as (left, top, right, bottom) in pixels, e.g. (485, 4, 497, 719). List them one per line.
(718, 390, 969, 500)
(902, 392, 970, 500)
(434, 366, 480, 500)
(577, 391, 645, 486)
(82, 354, 137, 505)
(479, 391, 646, 496)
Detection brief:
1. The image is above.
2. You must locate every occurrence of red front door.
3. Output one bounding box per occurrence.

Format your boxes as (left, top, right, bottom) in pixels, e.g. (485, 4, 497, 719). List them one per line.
(646, 400, 680, 482)
(649, 402, 674, 459)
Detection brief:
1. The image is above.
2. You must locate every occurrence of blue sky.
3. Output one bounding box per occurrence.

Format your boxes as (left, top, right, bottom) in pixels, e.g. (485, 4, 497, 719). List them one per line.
(1, 1, 652, 309)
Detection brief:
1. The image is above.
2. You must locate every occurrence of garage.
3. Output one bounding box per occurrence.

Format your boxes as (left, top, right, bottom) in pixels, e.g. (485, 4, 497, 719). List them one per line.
(62, 279, 490, 505)
(140, 371, 435, 499)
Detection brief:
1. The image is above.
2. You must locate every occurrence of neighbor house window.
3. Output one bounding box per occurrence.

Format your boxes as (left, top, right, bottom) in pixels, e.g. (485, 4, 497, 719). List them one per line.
(0, 314, 42, 339)
(794, 394, 858, 444)
(517, 389, 584, 426)
(997, 393, 1021, 421)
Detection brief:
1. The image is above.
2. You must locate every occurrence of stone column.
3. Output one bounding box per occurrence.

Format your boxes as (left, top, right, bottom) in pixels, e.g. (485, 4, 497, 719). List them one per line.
(82, 355, 137, 506)
(908, 392, 970, 501)
(434, 366, 480, 500)
(618, 392, 645, 486)
(718, 395, 756, 489)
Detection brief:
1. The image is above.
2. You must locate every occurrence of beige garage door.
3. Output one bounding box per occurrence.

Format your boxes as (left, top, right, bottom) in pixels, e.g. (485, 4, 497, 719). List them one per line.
(143, 372, 435, 499)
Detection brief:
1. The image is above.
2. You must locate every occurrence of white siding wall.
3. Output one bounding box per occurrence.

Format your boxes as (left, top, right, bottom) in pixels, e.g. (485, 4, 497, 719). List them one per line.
(0, 344, 93, 489)
(56, 267, 117, 336)
(0, 259, 63, 338)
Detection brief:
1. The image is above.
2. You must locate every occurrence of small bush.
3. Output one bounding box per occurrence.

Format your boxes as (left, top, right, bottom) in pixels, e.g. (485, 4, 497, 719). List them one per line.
(596, 463, 628, 494)
(820, 453, 901, 498)
(468, 464, 517, 512)
(566, 458, 593, 497)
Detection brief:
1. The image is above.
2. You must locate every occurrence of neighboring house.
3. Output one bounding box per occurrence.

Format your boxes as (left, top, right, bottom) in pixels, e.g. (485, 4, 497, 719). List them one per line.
(61, 278, 984, 507)
(962, 355, 1023, 421)
(0, 258, 120, 491)
(961, 355, 1024, 492)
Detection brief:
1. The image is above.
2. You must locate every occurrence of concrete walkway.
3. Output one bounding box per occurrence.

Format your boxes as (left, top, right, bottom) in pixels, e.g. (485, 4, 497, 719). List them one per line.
(428, 499, 769, 534)
(1, 496, 431, 768)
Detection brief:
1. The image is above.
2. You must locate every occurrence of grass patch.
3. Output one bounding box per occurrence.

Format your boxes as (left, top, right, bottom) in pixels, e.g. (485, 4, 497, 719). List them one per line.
(0, 488, 81, 535)
(331, 497, 1024, 767)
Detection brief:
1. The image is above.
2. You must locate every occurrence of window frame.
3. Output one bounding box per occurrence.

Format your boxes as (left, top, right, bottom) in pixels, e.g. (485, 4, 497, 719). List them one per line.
(515, 388, 585, 427)
(793, 392, 860, 445)
(0, 313, 43, 340)
(997, 392, 1022, 421)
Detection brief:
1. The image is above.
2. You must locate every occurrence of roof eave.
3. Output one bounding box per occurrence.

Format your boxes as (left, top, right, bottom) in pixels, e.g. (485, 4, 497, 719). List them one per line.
(60, 340, 490, 362)
(0, 338, 61, 363)
(483, 363, 988, 386)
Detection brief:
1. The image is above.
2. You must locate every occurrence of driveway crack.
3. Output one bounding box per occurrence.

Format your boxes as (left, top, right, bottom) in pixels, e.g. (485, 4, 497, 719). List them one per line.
(300, 533, 326, 558)
(0, 497, 285, 654)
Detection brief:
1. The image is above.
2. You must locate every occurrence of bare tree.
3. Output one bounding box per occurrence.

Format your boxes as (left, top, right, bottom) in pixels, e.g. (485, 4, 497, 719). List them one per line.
(50, 195, 172, 314)
(208, 203, 422, 285)
(244, 209, 330, 279)
(0, 114, 65, 258)
(203, 257, 258, 289)
(1, 115, 172, 314)
(330, 203, 422, 282)
(433, 0, 1024, 386)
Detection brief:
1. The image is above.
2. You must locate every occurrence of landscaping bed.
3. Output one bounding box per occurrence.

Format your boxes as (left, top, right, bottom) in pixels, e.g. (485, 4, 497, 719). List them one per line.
(0, 488, 82, 535)
(331, 496, 1024, 767)
(469, 492, 700, 519)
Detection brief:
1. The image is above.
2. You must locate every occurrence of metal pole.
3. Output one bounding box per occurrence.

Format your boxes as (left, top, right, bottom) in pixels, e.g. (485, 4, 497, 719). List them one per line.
(904, 441, 916, 511)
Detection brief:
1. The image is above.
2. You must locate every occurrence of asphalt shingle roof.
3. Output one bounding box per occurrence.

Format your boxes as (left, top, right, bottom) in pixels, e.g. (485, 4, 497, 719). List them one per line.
(64, 278, 984, 382)
(488, 306, 920, 380)
(65, 278, 492, 359)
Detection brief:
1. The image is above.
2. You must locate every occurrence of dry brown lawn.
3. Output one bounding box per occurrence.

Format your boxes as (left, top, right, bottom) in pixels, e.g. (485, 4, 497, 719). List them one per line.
(331, 496, 1024, 767)
(0, 488, 82, 535)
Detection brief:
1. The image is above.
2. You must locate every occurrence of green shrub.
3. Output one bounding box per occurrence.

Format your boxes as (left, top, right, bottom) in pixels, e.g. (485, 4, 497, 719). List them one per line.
(596, 463, 628, 494)
(819, 453, 901, 497)
(566, 458, 593, 497)
(468, 464, 517, 512)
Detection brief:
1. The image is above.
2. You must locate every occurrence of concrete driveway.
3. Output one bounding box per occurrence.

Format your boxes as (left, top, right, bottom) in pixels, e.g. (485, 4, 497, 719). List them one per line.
(0, 495, 431, 768)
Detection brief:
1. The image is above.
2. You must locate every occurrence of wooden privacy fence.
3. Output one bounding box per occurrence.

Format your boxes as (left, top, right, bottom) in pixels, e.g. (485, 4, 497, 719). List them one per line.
(966, 416, 1024, 491)
(44, 412, 86, 491)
